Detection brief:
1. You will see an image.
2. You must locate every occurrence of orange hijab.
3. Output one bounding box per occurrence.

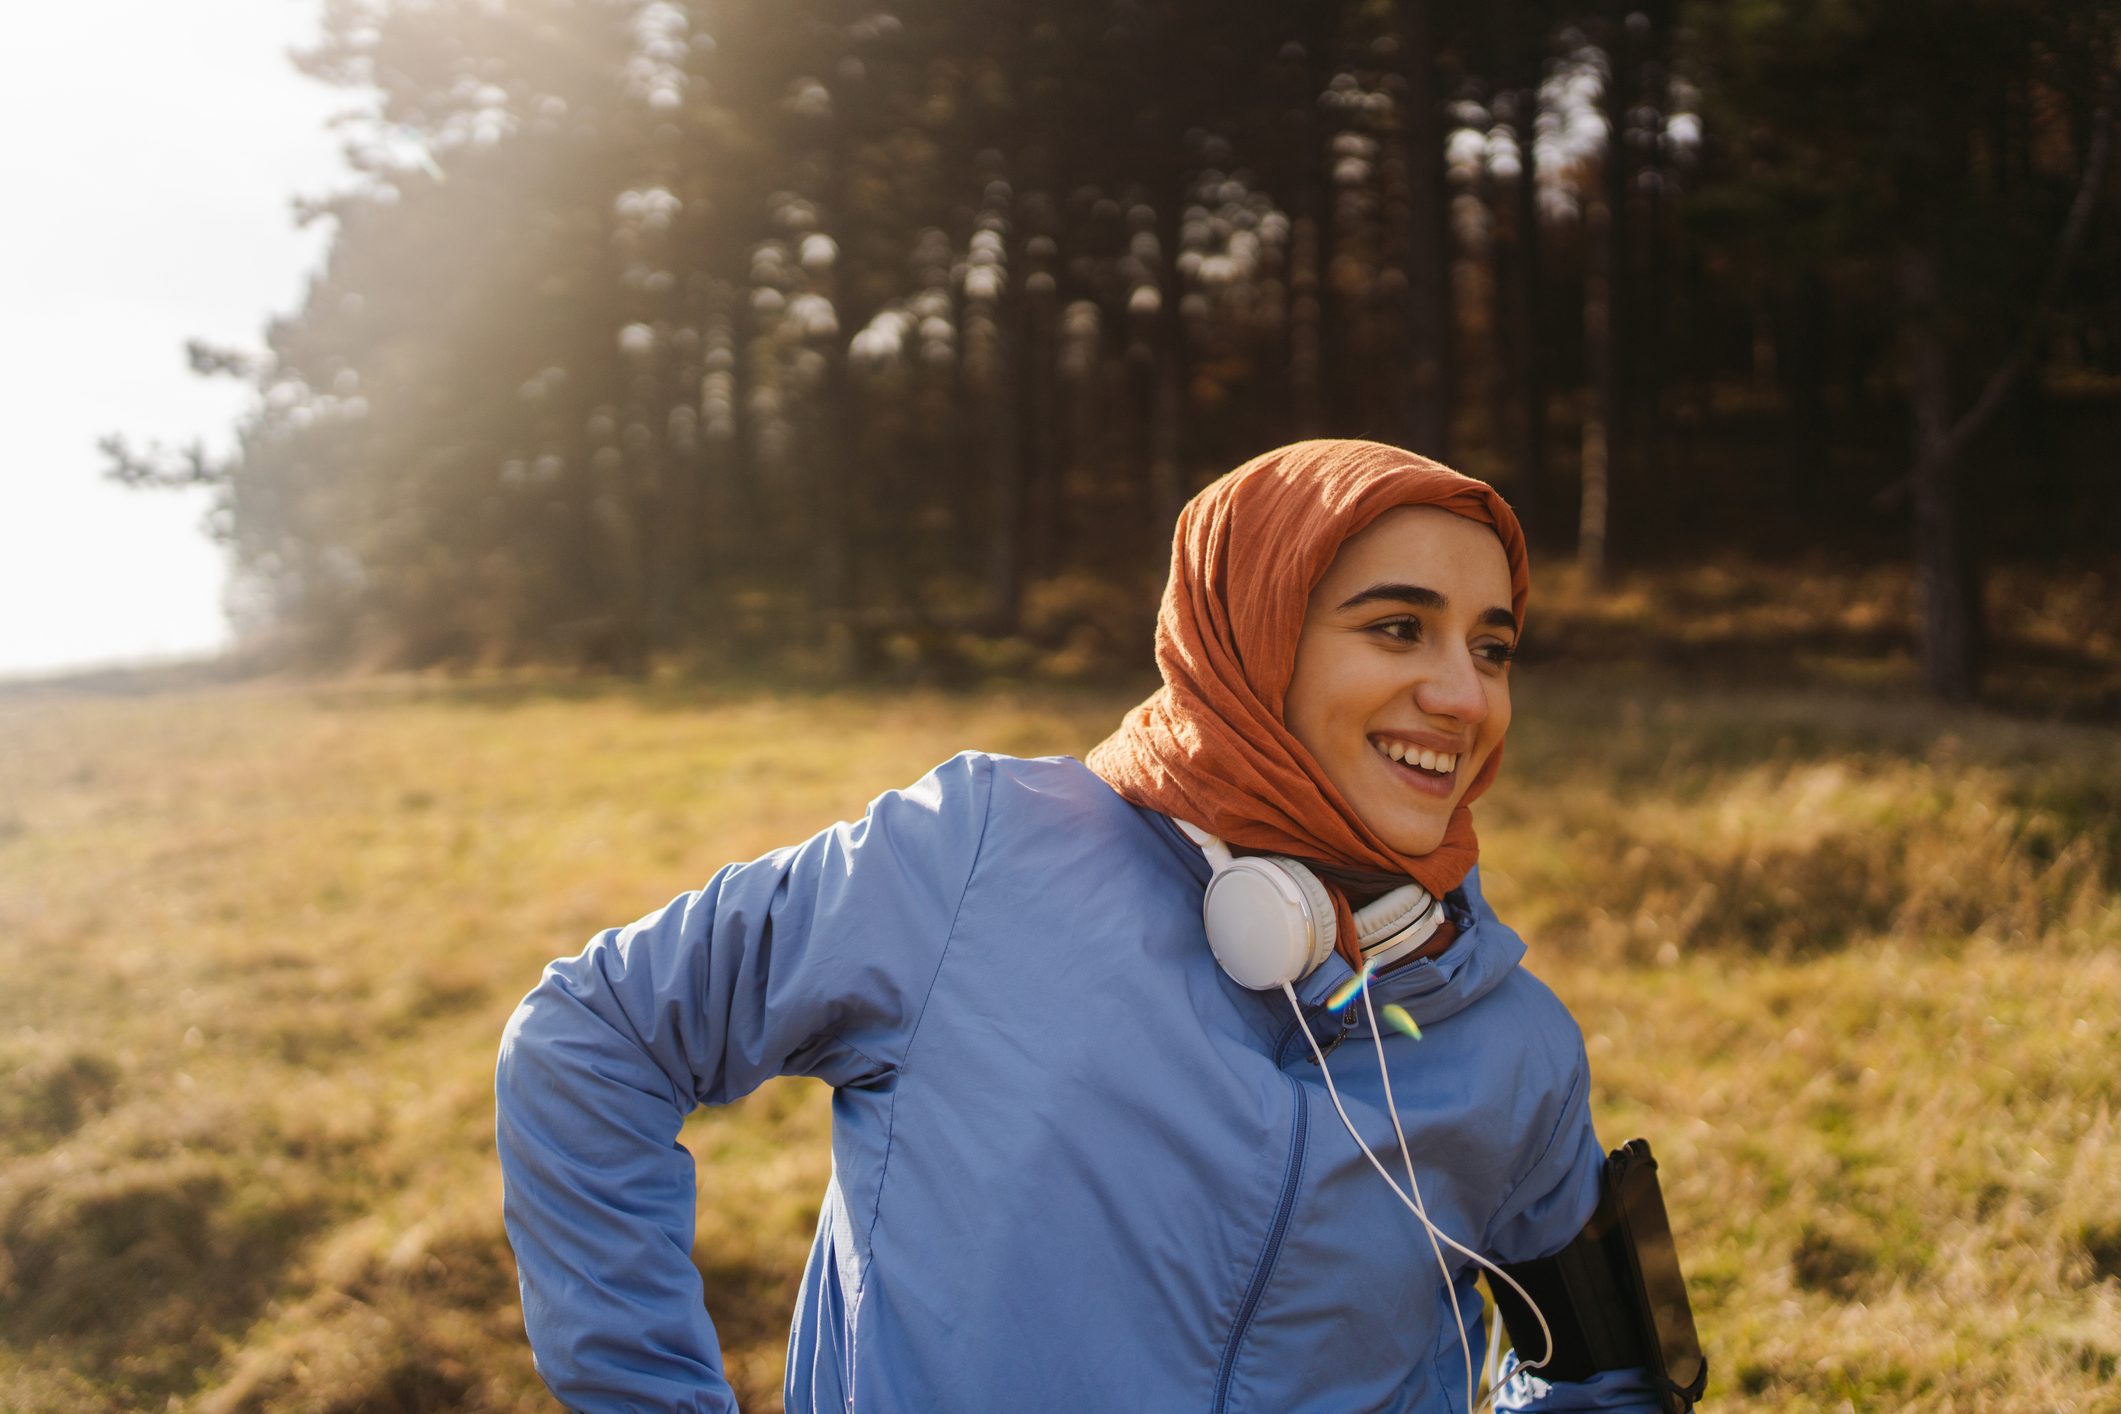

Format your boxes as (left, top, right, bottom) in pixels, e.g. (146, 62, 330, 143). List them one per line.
(1085, 439, 1530, 965)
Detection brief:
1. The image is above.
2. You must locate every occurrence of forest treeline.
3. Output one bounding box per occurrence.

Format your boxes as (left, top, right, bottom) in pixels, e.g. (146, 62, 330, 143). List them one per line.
(107, 0, 2120, 696)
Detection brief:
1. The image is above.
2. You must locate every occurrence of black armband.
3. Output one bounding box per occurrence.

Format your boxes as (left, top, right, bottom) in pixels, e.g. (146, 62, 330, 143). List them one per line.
(1486, 1139, 1708, 1413)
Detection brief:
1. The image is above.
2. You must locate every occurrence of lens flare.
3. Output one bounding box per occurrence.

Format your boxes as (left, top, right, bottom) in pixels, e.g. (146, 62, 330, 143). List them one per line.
(1324, 961, 1376, 1013)
(1380, 1003, 1422, 1041)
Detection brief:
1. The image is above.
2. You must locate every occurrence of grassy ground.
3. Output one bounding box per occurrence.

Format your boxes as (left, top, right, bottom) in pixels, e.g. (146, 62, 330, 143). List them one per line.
(1, 636, 2117, 1408)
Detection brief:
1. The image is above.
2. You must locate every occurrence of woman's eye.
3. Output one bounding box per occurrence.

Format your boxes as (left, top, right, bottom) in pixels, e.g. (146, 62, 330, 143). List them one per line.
(1372, 618, 1421, 643)
(1478, 642, 1518, 667)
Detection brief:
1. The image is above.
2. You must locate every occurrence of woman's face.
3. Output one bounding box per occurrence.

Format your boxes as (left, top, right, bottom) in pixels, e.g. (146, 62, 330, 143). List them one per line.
(1283, 505, 1518, 857)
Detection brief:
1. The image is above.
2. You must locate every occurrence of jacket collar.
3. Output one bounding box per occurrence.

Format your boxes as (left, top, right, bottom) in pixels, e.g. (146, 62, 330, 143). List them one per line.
(1146, 809, 1528, 1028)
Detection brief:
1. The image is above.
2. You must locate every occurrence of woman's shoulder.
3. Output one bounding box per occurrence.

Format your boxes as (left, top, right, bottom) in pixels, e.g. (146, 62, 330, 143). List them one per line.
(1486, 963, 1590, 1065)
(1461, 964, 1594, 1137)
(910, 750, 1192, 882)
(918, 749, 1132, 821)
(1448, 883, 1592, 1076)
(862, 748, 1101, 812)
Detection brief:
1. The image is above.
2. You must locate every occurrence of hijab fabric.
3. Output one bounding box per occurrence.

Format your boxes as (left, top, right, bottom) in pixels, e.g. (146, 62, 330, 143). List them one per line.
(1085, 439, 1530, 965)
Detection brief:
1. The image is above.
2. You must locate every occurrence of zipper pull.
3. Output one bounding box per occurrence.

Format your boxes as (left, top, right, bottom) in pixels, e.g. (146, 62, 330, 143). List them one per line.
(1302, 1003, 1359, 1065)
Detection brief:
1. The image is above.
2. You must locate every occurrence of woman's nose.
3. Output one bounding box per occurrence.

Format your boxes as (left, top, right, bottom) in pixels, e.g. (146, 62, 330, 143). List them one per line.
(1413, 646, 1489, 725)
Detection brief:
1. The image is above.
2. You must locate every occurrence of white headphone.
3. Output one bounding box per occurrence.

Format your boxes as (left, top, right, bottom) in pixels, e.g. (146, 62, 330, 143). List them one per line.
(1173, 819, 1447, 990)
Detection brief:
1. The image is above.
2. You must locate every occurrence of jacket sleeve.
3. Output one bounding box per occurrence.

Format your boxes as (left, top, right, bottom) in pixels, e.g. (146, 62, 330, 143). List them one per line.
(1485, 1040, 1667, 1413)
(494, 751, 994, 1413)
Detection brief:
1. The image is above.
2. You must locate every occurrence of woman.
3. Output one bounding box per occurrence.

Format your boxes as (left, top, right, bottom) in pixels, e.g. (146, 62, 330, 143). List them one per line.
(496, 439, 1662, 1412)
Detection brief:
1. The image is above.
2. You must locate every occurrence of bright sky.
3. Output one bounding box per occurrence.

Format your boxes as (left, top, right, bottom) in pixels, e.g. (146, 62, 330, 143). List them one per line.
(0, 0, 351, 680)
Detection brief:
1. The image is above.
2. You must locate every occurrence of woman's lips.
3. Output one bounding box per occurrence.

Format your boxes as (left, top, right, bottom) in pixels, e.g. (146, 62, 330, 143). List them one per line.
(1374, 747, 1457, 798)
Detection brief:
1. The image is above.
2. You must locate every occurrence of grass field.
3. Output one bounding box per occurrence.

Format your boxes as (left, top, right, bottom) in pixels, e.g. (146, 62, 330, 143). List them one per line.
(2, 637, 2118, 1409)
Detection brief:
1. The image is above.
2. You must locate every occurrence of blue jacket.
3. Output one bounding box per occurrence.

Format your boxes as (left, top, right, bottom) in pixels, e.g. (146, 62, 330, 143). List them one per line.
(496, 751, 1659, 1412)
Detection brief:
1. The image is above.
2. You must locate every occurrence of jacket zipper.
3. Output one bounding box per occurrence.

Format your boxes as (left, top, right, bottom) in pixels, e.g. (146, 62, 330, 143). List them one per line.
(1211, 1066, 1309, 1412)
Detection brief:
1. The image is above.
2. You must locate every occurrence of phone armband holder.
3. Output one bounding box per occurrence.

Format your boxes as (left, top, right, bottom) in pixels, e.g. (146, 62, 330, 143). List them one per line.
(1487, 1138, 1708, 1413)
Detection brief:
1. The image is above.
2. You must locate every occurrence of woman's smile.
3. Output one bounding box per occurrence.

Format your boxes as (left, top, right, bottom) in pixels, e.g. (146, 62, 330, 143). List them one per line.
(1366, 733, 1463, 796)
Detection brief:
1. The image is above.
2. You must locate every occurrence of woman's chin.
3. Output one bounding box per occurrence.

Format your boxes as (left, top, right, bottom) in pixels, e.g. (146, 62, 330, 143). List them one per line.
(1367, 806, 1448, 858)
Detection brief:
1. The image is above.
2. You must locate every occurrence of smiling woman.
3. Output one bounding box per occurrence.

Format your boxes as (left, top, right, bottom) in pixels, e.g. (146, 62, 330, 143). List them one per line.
(496, 439, 1674, 1414)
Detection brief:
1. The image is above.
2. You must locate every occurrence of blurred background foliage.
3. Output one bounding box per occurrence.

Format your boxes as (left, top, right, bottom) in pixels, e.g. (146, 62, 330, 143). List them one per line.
(100, 0, 2120, 705)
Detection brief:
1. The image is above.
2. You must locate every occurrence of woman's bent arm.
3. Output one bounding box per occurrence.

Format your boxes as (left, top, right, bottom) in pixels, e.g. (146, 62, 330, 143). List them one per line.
(494, 752, 994, 1411)
(1489, 1037, 1668, 1413)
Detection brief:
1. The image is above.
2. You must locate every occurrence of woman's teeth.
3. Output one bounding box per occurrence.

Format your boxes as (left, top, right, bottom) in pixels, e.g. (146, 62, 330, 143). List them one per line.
(1372, 739, 1457, 774)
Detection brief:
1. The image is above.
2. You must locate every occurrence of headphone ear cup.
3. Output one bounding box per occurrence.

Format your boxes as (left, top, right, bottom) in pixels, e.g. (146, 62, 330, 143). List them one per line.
(1266, 857, 1340, 975)
(1200, 855, 1338, 990)
(1352, 883, 1434, 949)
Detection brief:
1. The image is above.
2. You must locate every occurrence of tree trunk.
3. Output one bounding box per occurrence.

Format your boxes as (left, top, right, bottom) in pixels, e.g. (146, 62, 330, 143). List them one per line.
(1508, 72, 1546, 538)
(1288, 204, 1326, 438)
(648, 289, 702, 653)
(1589, 18, 1630, 572)
(1782, 271, 1829, 513)
(1579, 193, 1613, 584)
(698, 278, 744, 570)
(1632, 0, 1676, 503)
(984, 330, 1024, 634)
(1023, 226, 1062, 581)
(1897, 246, 1983, 703)
(1148, 195, 1188, 534)
(1285, 16, 1335, 437)
(981, 185, 1025, 635)
(1881, 94, 2110, 703)
(1397, 0, 1449, 457)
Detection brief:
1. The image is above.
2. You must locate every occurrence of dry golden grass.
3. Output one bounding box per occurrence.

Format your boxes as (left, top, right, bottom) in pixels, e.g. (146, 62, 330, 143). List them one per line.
(0, 652, 2116, 1411)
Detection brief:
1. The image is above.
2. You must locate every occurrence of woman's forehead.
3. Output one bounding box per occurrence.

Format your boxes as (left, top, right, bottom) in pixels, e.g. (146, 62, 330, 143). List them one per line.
(1314, 505, 1513, 603)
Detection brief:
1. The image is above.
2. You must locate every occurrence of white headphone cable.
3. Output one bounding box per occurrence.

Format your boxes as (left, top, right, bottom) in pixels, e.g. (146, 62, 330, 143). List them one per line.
(1358, 983, 1476, 1413)
(1358, 979, 1558, 1407)
(1279, 980, 1557, 1412)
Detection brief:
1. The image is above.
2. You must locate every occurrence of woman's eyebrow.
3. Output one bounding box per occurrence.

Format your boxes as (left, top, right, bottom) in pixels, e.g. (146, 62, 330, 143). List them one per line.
(1336, 581, 1518, 633)
(1338, 581, 1448, 612)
